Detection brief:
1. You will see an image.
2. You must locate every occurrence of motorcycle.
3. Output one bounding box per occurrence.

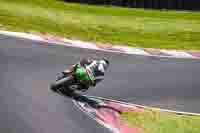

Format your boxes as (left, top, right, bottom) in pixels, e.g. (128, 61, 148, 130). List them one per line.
(50, 64, 93, 96)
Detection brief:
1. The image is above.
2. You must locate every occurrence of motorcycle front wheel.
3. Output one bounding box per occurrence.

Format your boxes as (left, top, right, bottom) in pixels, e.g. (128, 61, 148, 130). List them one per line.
(50, 75, 74, 93)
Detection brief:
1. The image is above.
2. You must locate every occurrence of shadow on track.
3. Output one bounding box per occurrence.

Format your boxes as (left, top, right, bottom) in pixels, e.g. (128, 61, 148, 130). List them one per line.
(54, 89, 122, 114)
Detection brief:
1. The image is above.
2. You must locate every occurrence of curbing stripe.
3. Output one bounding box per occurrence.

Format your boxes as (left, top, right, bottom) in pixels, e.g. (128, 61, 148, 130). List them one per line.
(84, 95, 200, 116)
(161, 50, 194, 58)
(63, 40, 100, 50)
(0, 30, 200, 59)
(73, 100, 120, 133)
(189, 52, 200, 58)
(144, 48, 171, 56)
(0, 30, 43, 41)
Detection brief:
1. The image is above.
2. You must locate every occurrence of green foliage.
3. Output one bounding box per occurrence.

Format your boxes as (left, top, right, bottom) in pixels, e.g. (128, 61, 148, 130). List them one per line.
(0, 0, 200, 50)
(121, 110, 200, 133)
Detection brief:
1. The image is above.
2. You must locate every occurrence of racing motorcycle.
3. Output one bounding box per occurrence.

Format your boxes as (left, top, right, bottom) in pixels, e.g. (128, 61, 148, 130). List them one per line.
(50, 64, 94, 95)
(50, 58, 109, 97)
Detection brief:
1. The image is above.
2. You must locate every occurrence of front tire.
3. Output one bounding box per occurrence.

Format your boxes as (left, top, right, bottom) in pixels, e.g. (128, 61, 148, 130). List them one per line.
(50, 75, 74, 93)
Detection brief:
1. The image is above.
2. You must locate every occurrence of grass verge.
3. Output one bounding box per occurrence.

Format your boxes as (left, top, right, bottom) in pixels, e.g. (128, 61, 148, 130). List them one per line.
(121, 110, 200, 133)
(0, 0, 200, 50)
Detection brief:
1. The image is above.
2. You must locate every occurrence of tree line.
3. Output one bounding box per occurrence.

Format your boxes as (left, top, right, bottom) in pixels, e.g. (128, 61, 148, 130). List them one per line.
(64, 0, 200, 11)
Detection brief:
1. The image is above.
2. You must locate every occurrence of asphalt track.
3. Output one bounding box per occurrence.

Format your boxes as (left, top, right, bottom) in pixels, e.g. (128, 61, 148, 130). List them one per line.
(0, 34, 200, 133)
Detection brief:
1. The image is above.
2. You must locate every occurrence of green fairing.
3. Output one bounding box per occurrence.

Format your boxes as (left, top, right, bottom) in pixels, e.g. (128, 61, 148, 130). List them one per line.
(75, 67, 90, 82)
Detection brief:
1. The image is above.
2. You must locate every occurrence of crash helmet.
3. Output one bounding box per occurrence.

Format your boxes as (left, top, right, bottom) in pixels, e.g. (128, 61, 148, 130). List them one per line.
(80, 57, 93, 67)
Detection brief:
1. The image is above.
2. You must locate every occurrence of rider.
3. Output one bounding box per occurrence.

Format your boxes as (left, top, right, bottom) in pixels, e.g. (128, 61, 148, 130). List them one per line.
(58, 57, 109, 91)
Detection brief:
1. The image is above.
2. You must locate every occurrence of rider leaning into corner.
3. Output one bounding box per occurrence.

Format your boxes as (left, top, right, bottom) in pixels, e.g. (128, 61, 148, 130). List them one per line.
(51, 57, 110, 96)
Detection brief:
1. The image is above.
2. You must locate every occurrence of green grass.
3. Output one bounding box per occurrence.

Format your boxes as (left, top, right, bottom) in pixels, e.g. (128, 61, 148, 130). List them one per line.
(121, 110, 200, 133)
(0, 0, 200, 50)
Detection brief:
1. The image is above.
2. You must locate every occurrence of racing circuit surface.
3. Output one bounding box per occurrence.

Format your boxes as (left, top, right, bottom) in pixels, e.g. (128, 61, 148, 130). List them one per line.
(0, 34, 200, 133)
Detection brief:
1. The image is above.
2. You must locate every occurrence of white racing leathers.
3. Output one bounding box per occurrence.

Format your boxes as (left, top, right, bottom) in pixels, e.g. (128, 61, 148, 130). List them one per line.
(86, 60, 107, 86)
